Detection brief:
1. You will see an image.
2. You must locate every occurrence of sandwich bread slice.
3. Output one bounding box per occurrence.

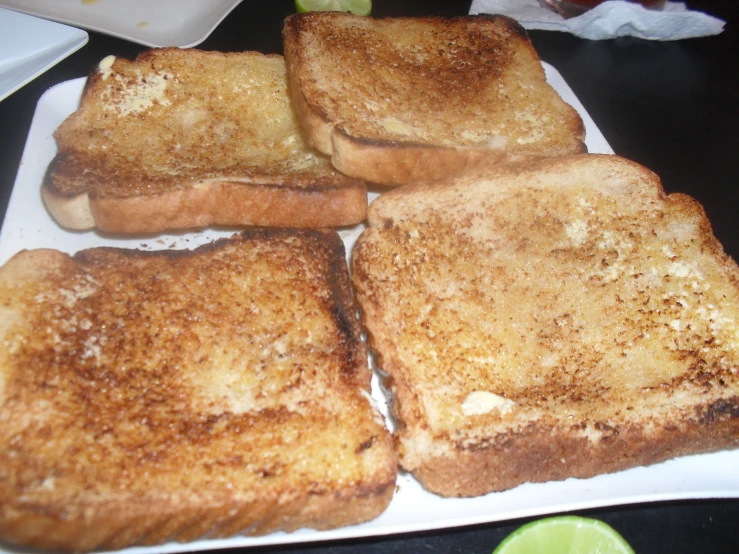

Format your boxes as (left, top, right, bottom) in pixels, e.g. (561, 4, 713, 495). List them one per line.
(283, 12, 586, 186)
(352, 154, 739, 497)
(0, 230, 396, 551)
(43, 48, 367, 234)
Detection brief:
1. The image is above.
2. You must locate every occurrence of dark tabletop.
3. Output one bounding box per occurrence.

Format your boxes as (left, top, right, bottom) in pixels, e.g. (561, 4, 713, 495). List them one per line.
(1, 1, 738, 553)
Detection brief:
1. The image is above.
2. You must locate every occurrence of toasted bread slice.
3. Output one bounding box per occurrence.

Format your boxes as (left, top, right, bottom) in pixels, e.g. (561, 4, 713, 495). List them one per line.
(0, 230, 396, 552)
(351, 154, 739, 497)
(42, 48, 367, 233)
(282, 13, 586, 186)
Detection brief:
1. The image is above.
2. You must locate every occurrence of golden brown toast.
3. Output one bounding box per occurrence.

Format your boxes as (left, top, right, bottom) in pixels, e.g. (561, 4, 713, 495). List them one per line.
(351, 154, 739, 497)
(282, 12, 586, 186)
(0, 230, 396, 552)
(42, 48, 367, 234)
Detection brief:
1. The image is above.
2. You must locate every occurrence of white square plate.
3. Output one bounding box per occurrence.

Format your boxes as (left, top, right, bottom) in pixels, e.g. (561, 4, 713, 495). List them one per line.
(1, 65, 737, 554)
(0, 0, 243, 48)
(0, 8, 87, 102)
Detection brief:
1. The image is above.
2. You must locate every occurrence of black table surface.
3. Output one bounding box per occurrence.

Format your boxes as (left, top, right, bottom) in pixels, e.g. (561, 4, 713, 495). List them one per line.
(1, 1, 737, 553)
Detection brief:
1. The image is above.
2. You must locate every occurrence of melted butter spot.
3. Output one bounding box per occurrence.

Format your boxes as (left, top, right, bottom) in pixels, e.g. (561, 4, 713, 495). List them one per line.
(377, 117, 414, 136)
(103, 70, 173, 117)
(462, 391, 515, 416)
(98, 55, 116, 80)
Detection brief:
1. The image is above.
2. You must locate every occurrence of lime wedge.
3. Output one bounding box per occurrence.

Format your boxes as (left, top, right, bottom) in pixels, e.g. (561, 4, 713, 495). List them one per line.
(493, 516, 635, 554)
(295, 0, 372, 16)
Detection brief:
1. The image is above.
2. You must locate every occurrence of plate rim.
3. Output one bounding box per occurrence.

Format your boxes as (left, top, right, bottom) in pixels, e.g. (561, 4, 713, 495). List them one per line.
(0, 0, 244, 48)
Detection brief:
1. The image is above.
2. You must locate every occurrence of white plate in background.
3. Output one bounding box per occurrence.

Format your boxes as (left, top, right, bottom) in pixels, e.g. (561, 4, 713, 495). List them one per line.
(0, 8, 87, 102)
(0, 0, 243, 48)
(1, 66, 737, 554)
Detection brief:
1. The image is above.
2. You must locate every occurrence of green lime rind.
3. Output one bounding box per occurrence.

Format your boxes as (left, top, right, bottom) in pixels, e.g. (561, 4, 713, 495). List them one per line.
(493, 516, 635, 554)
(295, 0, 371, 16)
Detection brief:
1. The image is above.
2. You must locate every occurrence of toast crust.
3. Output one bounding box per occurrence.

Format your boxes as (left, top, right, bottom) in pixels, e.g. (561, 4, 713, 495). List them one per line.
(43, 48, 367, 233)
(410, 401, 739, 496)
(0, 230, 396, 551)
(352, 154, 739, 496)
(329, 130, 516, 186)
(43, 170, 367, 234)
(283, 13, 586, 186)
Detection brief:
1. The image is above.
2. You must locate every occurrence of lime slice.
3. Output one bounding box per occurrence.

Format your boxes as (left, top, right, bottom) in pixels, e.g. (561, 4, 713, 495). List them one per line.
(295, 0, 372, 16)
(493, 516, 635, 554)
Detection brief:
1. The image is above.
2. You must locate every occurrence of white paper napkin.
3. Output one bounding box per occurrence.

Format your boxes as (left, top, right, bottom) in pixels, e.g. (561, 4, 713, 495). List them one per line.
(469, 0, 725, 40)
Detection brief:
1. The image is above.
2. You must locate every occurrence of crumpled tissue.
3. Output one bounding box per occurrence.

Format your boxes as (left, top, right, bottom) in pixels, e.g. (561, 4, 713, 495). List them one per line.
(469, 0, 725, 40)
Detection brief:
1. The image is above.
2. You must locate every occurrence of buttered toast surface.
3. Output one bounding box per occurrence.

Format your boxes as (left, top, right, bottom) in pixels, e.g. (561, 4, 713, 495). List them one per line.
(352, 154, 739, 497)
(0, 230, 396, 552)
(43, 48, 367, 233)
(283, 13, 586, 185)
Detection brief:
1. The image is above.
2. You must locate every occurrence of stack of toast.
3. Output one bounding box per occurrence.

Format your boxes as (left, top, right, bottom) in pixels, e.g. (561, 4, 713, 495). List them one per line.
(1, 9, 738, 554)
(42, 48, 368, 233)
